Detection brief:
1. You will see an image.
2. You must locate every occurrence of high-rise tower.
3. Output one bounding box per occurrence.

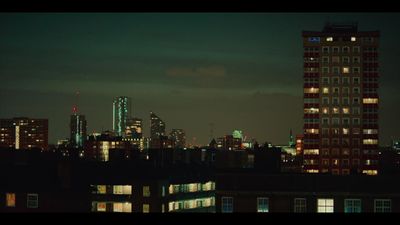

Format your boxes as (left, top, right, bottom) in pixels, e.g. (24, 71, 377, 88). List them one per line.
(302, 23, 379, 175)
(113, 96, 131, 137)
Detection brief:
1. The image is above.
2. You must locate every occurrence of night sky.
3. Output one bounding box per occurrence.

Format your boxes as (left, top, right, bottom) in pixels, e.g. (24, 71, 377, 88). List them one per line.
(1, 13, 400, 146)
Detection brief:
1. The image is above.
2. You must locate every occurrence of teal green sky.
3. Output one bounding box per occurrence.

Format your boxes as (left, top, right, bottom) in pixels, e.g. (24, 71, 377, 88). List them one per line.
(1, 13, 400, 145)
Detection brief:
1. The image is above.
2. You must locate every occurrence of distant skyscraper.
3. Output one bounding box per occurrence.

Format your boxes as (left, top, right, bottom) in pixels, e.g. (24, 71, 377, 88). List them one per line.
(302, 23, 379, 175)
(113, 96, 131, 137)
(125, 117, 143, 139)
(150, 111, 165, 139)
(150, 111, 166, 149)
(70, 108, 87, 148)
(170, 129, 186, 149)
(0, 117, 48, 150)
(288, 129, 295, 147)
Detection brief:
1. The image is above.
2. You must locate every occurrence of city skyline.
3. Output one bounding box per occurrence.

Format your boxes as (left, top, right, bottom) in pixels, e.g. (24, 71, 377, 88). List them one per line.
(1, 13, 400, 145)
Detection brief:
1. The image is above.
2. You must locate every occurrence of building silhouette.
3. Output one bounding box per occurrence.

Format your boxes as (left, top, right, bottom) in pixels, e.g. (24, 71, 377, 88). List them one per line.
(302, 23, 380, 175)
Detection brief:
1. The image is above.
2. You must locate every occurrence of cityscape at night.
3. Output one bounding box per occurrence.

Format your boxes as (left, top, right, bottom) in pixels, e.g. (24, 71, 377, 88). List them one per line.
(1, 12, 400, 214)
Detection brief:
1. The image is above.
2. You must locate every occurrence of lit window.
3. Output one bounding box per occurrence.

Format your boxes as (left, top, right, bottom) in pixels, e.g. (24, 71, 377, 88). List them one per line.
(363, 139, 378, 145)
(97, 202, 106, 212)
(342, 108, 350, 114)
(322, 108, 329, 114)
(322, 87, 329, 94)
(374, 199, 391, 213)
(343, 128, 349, 135)
(294, 198, 307, 213)
(27, 193, 38, 209)
(257, 198, 269, 213)
(343, 67, 350, 74)
(304, 108, 319, 114)
(363, 129, 378, 134)
(143, 204, 150, 213)
(363, 98, 378, 104)
(97, 185, 107, 194)
(351, 37, 356, 42)
(6, 193, 16, 207)
(143, 186, 151, 197)
(305, 129, 319, 134)
(332, 108, 339, 114)
(363, 170, 378, 176)
(222, 197, 233, 213)
(303, 149, 319, 155)
(304, 87, 319, 94)
(326, 37, 333, 42)
(317, 199, 334, 213)
(113, 185, 132, 195)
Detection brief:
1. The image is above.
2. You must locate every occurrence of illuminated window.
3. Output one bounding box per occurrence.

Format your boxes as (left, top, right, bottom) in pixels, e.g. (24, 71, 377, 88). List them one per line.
(304, 87, 319, 94)
(97, 185, 107, 194)
(332, 108, 339, 114)
(305, 129, 319, 134)
(143, 186, 151, 197)
(363, 129, 378, 134)
(343, 128, 349, 135)
(343, 67, 350, 74)
(363, 139, 378, 145)
(143, 204, 150, 213)
(294, 198, 306, 213)
(222, 197, 233, 213)
(317, 199, 334, 213)
(326, 37, 333, 42)
(27, 193, 38, 209)
(351, 37, 356, 42)
(363, 170, 378, 175)
(322, 87, 329, 94)
(374, 199, 391, 213)
(363, 98, 378, 104)
(257, 198, 269, 213)
(332, 159, 339, 166)
(303, 149, 319, 155)
(342, 107, 350, 114)
(113, 185, 132, 195)
(304, 108, 319, 114)
(97, 202, 106, 212)
(322, 108, 329, 114)
(113, 203, 123, 212)
(6, 193, 16, 207)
